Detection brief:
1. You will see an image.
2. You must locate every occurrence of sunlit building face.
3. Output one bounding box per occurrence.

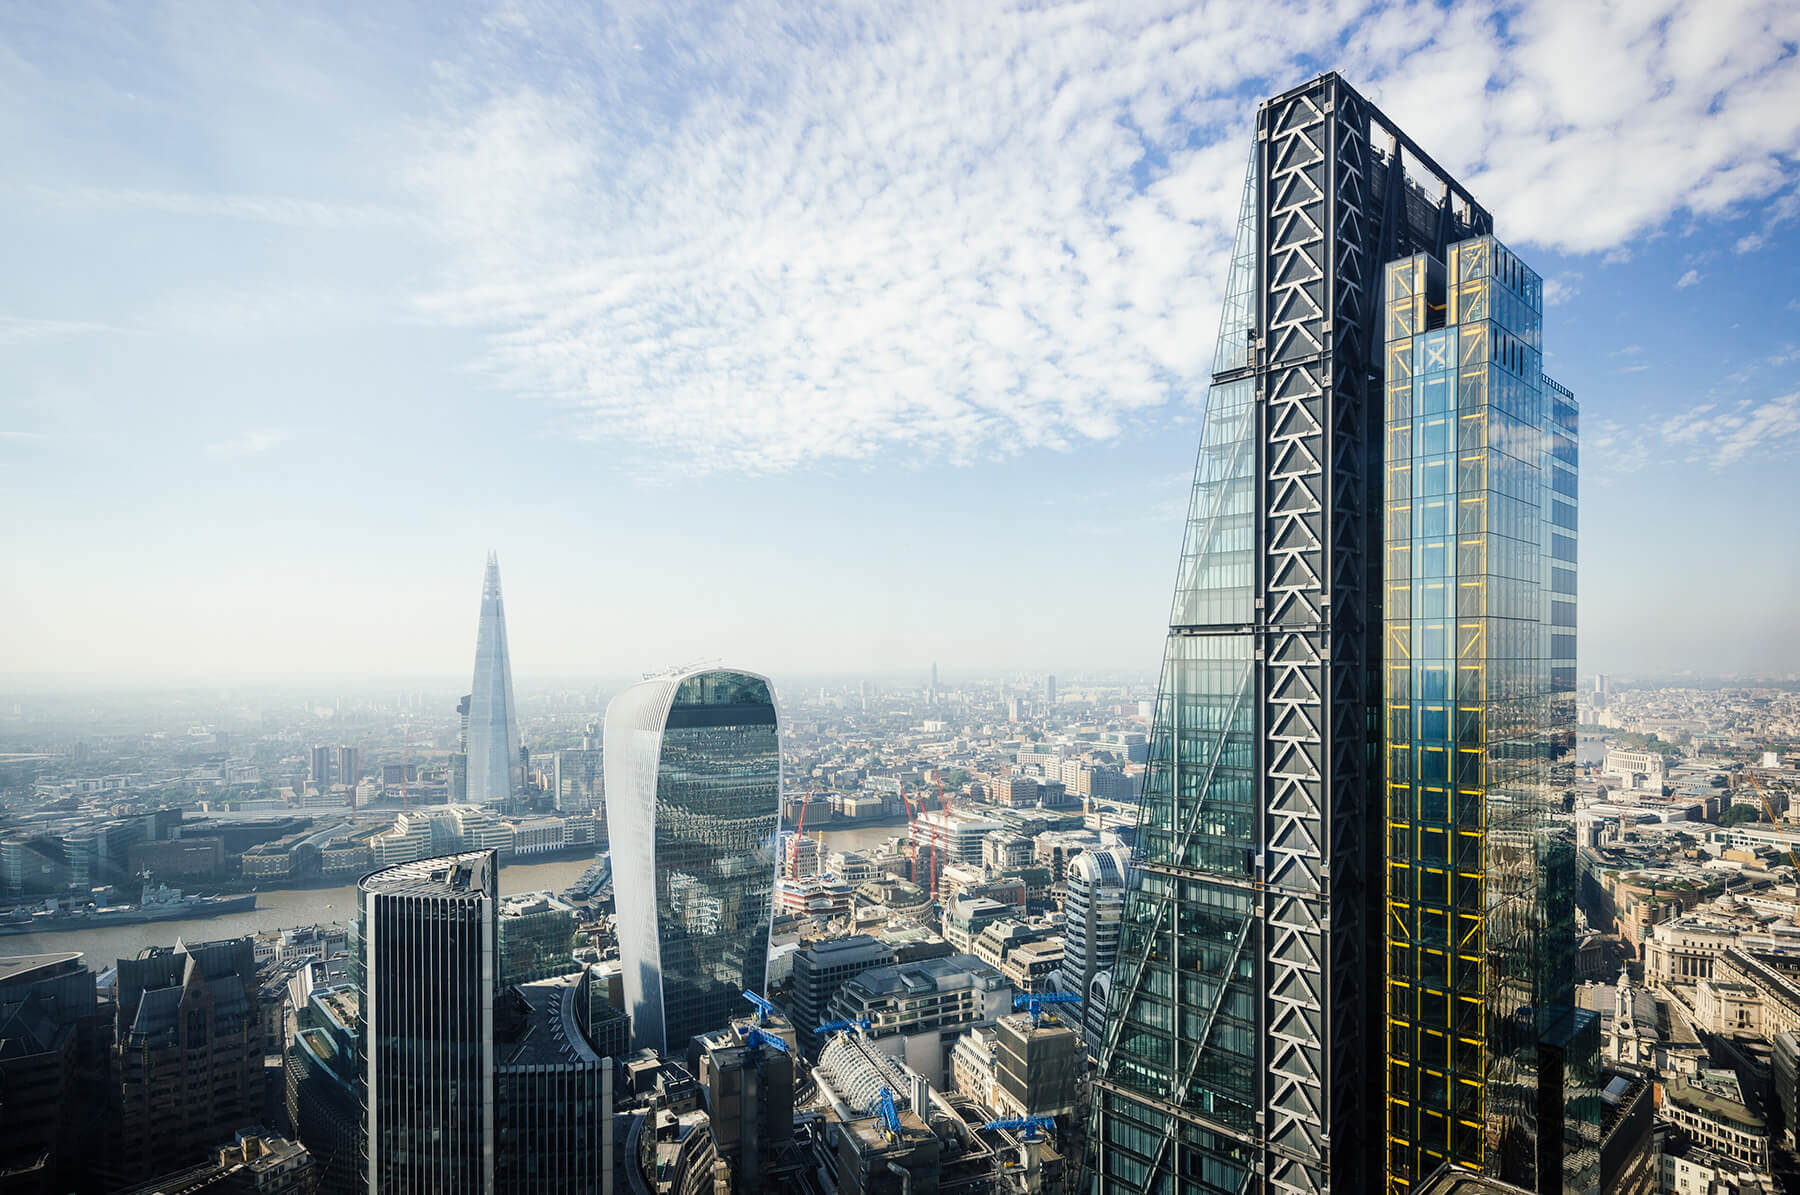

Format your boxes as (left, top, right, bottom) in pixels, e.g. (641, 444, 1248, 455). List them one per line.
(605, 668, 782, 1054)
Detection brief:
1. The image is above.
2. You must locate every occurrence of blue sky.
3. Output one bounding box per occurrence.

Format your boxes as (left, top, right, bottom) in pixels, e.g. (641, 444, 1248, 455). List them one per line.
(3, 0, 1799, 682)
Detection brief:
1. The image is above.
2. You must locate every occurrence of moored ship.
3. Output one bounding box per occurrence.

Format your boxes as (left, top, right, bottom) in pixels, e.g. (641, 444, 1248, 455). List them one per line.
(0, 875, 257, 937)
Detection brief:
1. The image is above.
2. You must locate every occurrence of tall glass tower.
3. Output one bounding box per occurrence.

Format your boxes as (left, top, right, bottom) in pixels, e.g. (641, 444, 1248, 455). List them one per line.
(1090, 71, 1589, 1195)
(1091, 72, 1494, 1195)
(467, 553, 523, 806)
(357, 851, 498, 1193)
(604, 668, 782, 1054)
(1380, 238, 1591, 1192)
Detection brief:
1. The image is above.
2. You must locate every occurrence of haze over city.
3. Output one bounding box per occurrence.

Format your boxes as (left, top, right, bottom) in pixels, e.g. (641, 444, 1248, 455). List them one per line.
(11, 5, 1800, 1195)
(6, 1, 1800, 682)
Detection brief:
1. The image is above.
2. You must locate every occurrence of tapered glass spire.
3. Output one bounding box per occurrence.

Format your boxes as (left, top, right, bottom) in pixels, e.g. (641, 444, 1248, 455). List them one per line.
(467, 552, 522, 805)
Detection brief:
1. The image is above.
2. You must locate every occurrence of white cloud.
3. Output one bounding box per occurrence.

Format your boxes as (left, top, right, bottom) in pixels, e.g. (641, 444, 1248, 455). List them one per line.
(391, 0, 1800, 473)
(1658, 393, 1800, 465)
(0, 315, 132, 345)
(1542, 274, 1581, 306)
(1736, 233, 1766, 252)
(11, 0, 1800, 477)
(206, 429, 291, 460)
(21, 184, 412, 231)
(1677, 268, 1702, 288)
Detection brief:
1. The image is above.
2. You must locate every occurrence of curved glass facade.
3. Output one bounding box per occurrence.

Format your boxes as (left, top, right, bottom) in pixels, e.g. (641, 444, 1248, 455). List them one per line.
(605, 668, 781, 1054)
(357, 851, 498, 1193)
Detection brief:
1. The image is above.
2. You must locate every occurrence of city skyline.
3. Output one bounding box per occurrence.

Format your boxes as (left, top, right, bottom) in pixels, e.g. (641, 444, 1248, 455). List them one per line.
(4, 2, 1799, 682)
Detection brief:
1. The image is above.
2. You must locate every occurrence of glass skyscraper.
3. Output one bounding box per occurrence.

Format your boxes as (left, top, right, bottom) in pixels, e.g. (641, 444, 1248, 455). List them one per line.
(1090, 73, 1584, 1195)
(604, 668, 782, 1055)
(1381, 239, 1591, 1192)
(467, 553, 523, 806)
(356, 850, 498, 1193)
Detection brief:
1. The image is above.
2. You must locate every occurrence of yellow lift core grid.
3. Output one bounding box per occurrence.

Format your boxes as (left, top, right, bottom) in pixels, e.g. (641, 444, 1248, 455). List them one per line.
(1381, 236, 1569, 1193)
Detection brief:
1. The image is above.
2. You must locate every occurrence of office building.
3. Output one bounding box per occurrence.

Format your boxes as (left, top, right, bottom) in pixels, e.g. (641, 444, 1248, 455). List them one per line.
(988, 776, 1037, 809)
(553, 748, 602, 812)
(107, 939, 264, 1187)
(497, 891, 579, 986)
(1092, 73, 1586, 1195)
(686, 1012, 799, 1192)
(368, 804, 514, 867)
(580, 965, 632, 1059)
(116, 1131, 319, 1195)
(1058, 845, 1130, 1051)
(1381, 234, 1589, 1189)
(823, 952, 1010, 1086)
(356, 851, 498, 1193)
(791, 935, 898, 1044)
(1046, 675, 1056, 705)
(493, 974, 614, 1195)
(283, 965, 360, 1195)
(467, 553, 523, 805)
(605, 667, 782, 1054)
(991, 1010, 1081, 1120)
(0, 952, 105, 1192)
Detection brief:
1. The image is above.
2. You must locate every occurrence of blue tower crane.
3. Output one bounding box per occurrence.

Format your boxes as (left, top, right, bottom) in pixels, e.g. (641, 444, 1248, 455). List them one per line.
(741, 989, 778, 1024)
(814, 1015, 872, 1036)
(876, 1087, 902, 1139)
(980, 1114, 1056, 1141)
(740, 1024, 790, 1055)
(1011, 990, 1081, 1026)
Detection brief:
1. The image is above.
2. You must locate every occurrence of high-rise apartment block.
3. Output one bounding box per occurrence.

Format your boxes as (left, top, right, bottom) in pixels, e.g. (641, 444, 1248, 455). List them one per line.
(1091, 73, 1584, 1195)
(467, 554, 523, 806)
(605, 668, 782, 1054)
(309, 745, 332, 789)
(336, 745, 360, 788)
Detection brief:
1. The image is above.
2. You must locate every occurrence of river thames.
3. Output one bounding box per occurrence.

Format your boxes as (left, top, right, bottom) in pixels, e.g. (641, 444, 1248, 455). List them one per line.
(3, 822, 914, 965)
(2, 854, 602, 965)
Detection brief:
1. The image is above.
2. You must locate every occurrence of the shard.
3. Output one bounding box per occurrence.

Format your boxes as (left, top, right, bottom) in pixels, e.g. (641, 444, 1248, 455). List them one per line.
(467, 552, 523, 806)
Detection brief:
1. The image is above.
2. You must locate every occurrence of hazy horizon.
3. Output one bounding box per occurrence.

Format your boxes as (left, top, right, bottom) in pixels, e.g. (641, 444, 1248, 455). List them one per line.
(6, 2, 1799, 680)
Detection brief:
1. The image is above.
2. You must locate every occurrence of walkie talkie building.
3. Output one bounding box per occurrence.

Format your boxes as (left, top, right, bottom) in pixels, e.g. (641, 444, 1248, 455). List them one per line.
(605, 668, 782, 1055)
(1089, 73, 1584, 1195)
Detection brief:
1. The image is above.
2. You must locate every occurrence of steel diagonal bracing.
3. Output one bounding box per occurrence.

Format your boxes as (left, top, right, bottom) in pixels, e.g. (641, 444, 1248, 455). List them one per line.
(1094, 660, 1251, 1067)
(1088, 72, 1495, 1195)
(1258, 81, 1333, 1195)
